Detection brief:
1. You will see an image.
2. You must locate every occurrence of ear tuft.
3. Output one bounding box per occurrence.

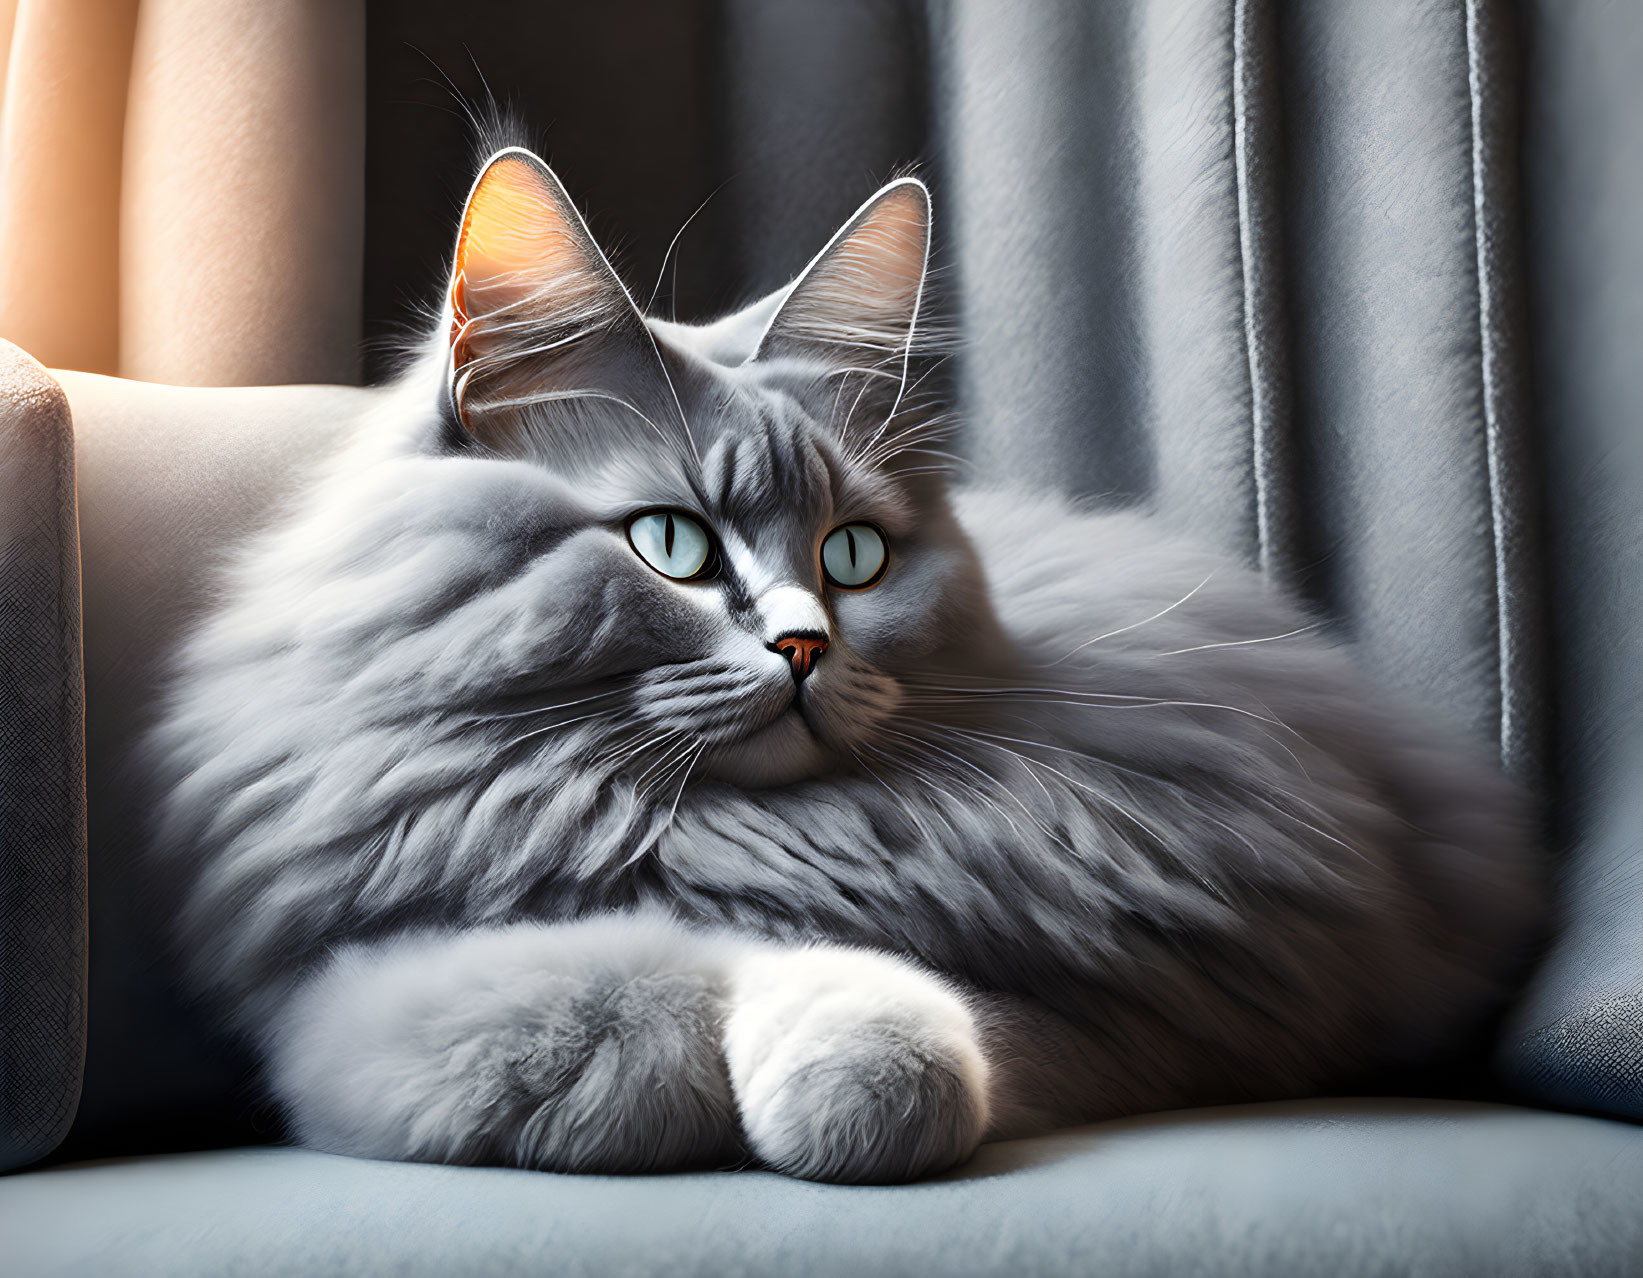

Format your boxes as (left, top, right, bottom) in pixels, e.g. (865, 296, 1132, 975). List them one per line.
(755, 178, 931, 365)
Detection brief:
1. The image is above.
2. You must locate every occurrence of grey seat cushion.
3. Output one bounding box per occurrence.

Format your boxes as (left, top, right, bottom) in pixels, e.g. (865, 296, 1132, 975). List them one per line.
(7, 1100, 1643, 1278)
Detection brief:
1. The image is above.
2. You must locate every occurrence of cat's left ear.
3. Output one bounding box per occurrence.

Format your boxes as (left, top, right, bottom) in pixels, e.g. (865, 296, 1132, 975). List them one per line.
(753, 177, 931, 376)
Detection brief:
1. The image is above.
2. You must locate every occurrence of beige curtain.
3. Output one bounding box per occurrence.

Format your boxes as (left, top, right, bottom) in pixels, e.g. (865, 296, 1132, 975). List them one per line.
(0, 0, 365, 386)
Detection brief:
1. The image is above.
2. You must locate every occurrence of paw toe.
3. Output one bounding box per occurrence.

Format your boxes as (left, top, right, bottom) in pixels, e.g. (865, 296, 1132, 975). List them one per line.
(741, 1022, 986, 1184)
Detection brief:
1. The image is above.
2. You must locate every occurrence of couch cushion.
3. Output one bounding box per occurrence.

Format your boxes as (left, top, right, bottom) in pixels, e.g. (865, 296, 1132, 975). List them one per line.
(7, 1100, 1642, 1278)
(58, 371, 372, 1141)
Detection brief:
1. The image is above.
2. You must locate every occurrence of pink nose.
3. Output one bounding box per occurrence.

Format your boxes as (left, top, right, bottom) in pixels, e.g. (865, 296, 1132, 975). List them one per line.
(770, 633, 828, 682)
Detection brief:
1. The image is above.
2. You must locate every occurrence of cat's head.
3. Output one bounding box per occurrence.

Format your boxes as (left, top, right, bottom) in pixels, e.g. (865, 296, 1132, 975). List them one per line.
(421, 148, 1001, 788)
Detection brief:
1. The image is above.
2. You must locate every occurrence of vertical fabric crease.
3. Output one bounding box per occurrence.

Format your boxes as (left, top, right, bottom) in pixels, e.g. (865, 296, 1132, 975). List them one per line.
(1463, 0, 1545, 783)
(1230, 0, 1296, 587)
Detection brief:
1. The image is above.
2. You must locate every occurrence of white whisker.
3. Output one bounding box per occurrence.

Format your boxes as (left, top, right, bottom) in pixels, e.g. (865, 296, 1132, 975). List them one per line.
(647, 180, 730, 314)
(1157, 625, 1319, 657)
(495, 711, 606, 755)
(1045, 573, 1218, 666)
(460, 688, 624, 725)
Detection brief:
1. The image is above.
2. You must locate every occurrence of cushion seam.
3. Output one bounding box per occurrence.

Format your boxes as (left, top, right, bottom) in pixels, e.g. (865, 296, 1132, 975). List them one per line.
(1464, 0, 1536, 780)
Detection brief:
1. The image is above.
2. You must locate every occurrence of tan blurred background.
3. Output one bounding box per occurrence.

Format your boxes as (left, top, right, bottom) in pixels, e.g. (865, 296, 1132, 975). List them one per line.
(0, 0, 365, 385)
(0, 0, 928, 390)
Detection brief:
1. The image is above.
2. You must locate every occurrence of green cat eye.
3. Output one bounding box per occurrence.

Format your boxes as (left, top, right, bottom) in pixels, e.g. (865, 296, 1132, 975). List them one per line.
(627, 509, 717, 582)
(821, 523, 888, 590)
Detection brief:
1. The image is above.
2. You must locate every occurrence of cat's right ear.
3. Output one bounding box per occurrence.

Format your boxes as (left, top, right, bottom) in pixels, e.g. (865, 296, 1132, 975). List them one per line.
(444, 148, 673, 452)
(752, 178, 931, 371)
(748, 179, 936, 457)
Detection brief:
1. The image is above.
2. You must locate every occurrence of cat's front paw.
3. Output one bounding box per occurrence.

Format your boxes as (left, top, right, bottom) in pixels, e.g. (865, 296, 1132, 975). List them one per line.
(271, 920, 741, 1175)
(723, 947, 989, 1183)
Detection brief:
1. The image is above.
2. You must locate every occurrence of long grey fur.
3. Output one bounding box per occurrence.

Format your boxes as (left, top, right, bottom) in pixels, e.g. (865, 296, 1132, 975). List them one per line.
(142, 148, 1541, 1184)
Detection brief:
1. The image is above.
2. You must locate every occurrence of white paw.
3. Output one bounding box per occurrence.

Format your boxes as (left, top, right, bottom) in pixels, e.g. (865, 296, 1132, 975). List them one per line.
(722, 946, 989, 1183)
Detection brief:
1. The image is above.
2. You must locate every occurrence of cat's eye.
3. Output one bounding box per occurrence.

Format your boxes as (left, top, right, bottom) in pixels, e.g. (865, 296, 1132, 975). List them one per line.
(627, 509, 717, 582)
(820, 523, 888, 590)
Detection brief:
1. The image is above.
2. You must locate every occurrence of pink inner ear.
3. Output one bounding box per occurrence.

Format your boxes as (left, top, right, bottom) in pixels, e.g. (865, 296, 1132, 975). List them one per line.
(817, 189, 927, 314)
(765, 182, 930, 355)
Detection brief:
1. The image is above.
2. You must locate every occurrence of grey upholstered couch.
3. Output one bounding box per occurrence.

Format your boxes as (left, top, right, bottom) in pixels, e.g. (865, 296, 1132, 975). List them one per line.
(3, 1, 1640, 1274)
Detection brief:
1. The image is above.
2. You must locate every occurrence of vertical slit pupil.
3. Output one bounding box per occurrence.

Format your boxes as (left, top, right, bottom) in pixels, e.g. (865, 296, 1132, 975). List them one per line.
(846, 528, 858, 568)
(664, 513, 675, 557)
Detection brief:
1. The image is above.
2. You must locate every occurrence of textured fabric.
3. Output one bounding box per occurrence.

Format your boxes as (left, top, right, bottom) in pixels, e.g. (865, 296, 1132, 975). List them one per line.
(1495, 0, 1643, 1120)
(1512, 992, 1643, 1123)
(8, 1101, 1643, 1277)
(937, 0, 1544, 769)
(0, 342, 85, 1171)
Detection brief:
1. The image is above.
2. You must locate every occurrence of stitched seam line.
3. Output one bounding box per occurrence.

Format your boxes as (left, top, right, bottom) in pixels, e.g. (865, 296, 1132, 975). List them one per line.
(1464, 0, 1515, 771)
(1231, 0, 1268, 574)
(1230, 0, 1294, 585)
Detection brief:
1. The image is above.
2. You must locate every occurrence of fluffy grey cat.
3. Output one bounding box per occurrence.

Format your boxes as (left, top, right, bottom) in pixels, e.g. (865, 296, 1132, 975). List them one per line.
(146, 145, 1540, 1184)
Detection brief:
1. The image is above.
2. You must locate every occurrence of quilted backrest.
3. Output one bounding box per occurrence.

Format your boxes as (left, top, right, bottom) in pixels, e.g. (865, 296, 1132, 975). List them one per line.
(928, 0, 1637, 1120)
(1494, 0, 1642, 1119)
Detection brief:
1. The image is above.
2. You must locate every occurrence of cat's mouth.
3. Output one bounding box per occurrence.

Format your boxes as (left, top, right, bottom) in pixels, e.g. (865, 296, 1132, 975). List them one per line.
(629, 657, 839, 788)
(700, 702, 829, 787)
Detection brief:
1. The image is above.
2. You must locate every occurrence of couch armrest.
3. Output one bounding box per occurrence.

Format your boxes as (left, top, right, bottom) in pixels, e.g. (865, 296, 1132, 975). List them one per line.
(0, 340, 86, 1171)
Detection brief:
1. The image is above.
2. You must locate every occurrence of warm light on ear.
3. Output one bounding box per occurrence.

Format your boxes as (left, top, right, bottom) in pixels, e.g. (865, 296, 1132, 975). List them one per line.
(827, 184, 929, 315)
(444, 149, 637, 434)
(448, 151, 618, 350)
(456, 156, 586, 287)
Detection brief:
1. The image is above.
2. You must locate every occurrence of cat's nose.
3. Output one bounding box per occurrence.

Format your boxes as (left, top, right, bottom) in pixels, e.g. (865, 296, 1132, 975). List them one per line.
(758, 584, 829, 682)
(769, 632, 829, 683)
